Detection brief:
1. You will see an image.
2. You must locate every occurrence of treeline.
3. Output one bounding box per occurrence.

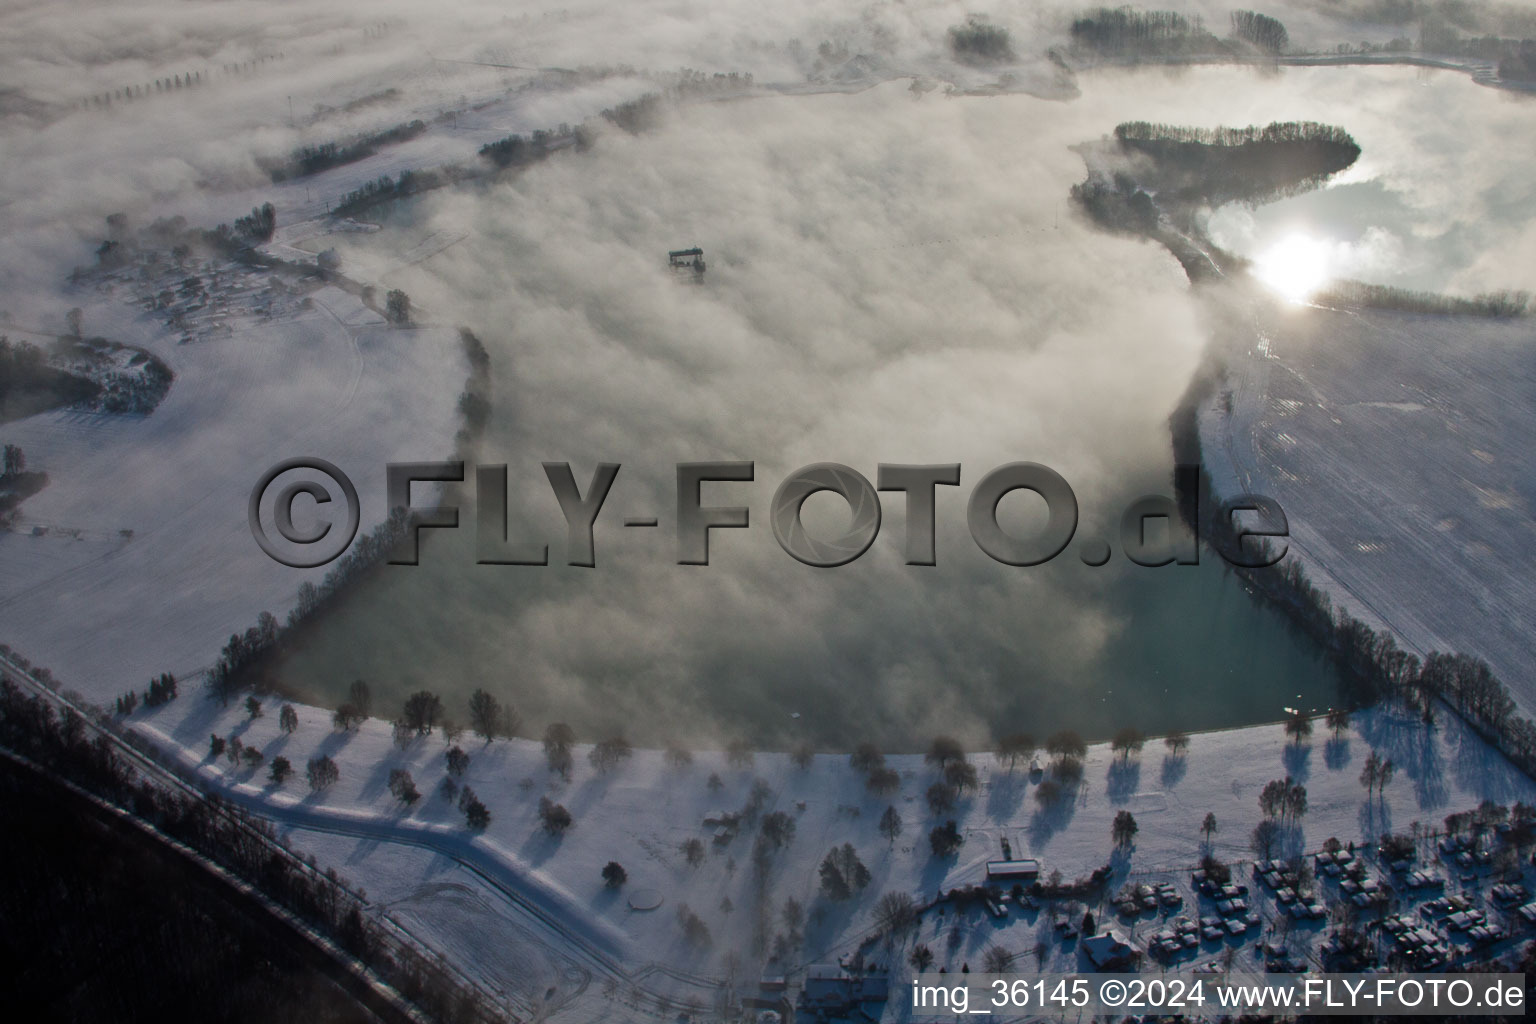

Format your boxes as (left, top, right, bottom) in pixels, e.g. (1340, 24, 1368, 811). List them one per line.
(478, 124, 582, 168)
(601, 94, 663, 135)
(0, 336, 101, 423)
(1419, 25, 1536, 66)
(592, 69, 755, 138)
(266, 120, 428, 183)
(233, 202, 276, 243)
(1114, 120, 1357, 148)
(949, 18, 1015, 63)
(454, 328, 491, 449)
(1069, 7, 1223, 56)
(75, 55, 283, 112)
(1315, 280, 1529, 318)
(217, 327, 491, 702)
(1231, 9, 1289, 54)
(332, 169, 445, 218)
(208, 512, 411, 703)
(1498, 40, 1536, 82)
(0, 665, 500, 1023)
(1111, 120, 1360, 205)
(312, 88, 401, 121)
(106, 207, 281, 269)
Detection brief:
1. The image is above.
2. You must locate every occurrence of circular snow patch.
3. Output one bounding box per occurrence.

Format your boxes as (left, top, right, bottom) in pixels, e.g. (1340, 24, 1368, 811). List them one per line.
(628, 888, 664, 911)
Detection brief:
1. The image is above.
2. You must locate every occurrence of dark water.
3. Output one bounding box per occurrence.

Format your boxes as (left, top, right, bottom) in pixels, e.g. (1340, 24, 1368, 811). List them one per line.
(270, 537, 1345, 752)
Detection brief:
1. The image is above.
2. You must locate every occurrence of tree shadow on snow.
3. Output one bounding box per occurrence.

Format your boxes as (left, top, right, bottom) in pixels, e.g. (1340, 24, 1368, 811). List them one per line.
(1158, 755, 1187, 790)
(1105, 759, 1140, 804)
(1358, 797, 1392, 841)
(986, 774, 1028, 821)
(1324, 737, 1351, 772)
(1282, 742, 1311, 782)
(1355, 710, 1447, 810)
(1026, 789, 1079, 850)
(169, 693, 230, 744)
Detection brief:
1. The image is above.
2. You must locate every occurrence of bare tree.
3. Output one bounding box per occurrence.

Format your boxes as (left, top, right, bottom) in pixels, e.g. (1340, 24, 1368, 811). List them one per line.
(1251, 819, 1280, 859)
(874, 891, 918, 936)
(400, 690, 443, 735)
(469, 688, 515, 741)
(926, 781, 957, 815)
(306, 755, 339, 791)
(996, 732, 1035, 772)
(867, 766, 901, 795)
(538, 796, 573, 835)
(981, 945, 1014, 974)
(1285, 710, 1313, 745)
(725, 739, 754, 769)
(909, 944, 935, 972)
(943, 759, 979, 793)
(388, 768, 420, 803)
(544, 722, 575, 778)
(1112, 810, 1138, 849)
(347, 679, 372, 719)
(925, 736, 964, 769)
(850, 742, 885, 776)
(1045, 730, 1086, 761)
(879, 805, 903, 844)
(589, 735, 633, 773)
(1110, 727, 1144, 760)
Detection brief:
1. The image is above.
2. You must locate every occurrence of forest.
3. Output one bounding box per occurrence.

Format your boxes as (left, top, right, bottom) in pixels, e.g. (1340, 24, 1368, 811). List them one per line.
(1069, 7, 1225, 56)
(0, 658, 503, 1024)
(0, 754, 386, 1024)
(1110, 120, 1361, 206)
(0, 336, 100, 423)
(265, 120, 428, 183)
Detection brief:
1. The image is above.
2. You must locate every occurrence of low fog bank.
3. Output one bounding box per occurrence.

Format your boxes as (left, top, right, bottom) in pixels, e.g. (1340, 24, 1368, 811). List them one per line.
(5, 0, 1506, 312)
(271, 83, 1351, 750)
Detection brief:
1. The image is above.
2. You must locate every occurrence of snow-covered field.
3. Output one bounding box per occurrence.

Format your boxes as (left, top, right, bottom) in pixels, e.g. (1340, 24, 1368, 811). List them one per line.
(123, 682, 1536, 1018)
(1200, 298, 1536, 709)
(0, 278, 466, 689)
(3, 4, 1536, 1019)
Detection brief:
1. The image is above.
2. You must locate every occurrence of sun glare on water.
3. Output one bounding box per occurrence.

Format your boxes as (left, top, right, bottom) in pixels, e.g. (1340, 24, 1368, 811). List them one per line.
(1253, 232, 1333, 303)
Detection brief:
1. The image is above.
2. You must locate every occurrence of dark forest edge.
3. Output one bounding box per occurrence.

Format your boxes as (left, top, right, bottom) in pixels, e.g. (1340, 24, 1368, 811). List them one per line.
(0, 331, 174, 423)
(0, 652, 503, 1023)
(0, 753, 390, 1023)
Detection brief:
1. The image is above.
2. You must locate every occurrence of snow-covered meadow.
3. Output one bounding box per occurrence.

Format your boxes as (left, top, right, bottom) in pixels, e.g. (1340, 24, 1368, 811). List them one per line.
(0, 277, 466, 688)
(125, 682, 1536, 1015)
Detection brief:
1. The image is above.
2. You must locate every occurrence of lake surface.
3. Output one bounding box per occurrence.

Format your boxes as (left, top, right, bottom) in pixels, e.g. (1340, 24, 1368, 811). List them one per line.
(268, 63, 1532, 751)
